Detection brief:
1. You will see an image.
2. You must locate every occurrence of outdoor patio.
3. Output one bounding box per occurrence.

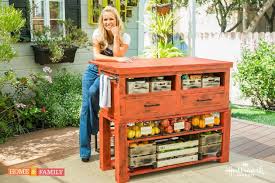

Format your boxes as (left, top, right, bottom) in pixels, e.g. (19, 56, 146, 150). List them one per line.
(0, 118, 275, 183)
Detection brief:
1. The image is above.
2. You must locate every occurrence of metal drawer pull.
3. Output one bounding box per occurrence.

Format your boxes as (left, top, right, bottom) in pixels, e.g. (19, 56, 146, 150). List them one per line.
(197, 99, 212, 102)
(144, 103, 160, 107)
(108, 75, 118, 81)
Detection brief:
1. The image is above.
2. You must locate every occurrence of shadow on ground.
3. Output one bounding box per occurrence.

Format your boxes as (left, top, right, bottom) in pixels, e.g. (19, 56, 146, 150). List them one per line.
(0, 127, 83, 175)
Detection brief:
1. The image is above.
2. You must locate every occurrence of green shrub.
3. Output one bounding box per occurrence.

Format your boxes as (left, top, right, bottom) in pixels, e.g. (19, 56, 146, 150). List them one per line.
(234, 40, 275, 110)
(0, 4, 34, 143)
(34, 69, 82, 127)
(0, 68, 82, 143)
(0, 70, 49, 143)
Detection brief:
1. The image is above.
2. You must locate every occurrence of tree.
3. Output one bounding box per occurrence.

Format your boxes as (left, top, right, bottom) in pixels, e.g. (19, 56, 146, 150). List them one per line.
(190, 0, 244, 32)
(191, 0, 274, 32)
(244, 0, 275, 32)
(211, 0, 243, 32)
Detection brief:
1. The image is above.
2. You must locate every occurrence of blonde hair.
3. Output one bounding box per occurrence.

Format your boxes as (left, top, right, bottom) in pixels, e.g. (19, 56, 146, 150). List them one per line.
(97, 6, 124, 51)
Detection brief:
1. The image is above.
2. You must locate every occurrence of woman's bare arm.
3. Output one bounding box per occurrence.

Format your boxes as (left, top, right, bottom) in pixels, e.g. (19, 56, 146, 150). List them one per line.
(92, 40, 130, 62)
(112, 27, 129, 57)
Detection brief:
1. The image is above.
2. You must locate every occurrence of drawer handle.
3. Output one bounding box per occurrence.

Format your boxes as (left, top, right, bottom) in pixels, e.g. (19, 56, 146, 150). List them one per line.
(197, 99, 212, 102)
(144, 103, 160, 107)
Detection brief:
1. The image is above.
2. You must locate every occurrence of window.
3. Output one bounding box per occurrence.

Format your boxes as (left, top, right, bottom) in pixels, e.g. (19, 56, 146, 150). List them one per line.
(30, 0, 65, 36)
(10, 0, 81, 41)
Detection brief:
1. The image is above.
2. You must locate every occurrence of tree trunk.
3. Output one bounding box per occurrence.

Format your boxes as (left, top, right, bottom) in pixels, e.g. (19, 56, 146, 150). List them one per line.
(226, 19, 242, 32)
(245, 0, 275, 32)
(243, 2, 248, 31)
(270, 21, 274, 32)
(221, 20, 227, 32)
(264, 4, 275, 32)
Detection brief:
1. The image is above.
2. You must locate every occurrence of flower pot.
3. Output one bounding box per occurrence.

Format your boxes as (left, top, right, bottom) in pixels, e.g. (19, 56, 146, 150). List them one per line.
(155, 3, 171, 16)
(31, 45, 78, 65)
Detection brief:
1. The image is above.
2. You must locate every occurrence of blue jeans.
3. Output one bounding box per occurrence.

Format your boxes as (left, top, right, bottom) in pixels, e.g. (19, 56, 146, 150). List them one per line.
(79, 64, 100, 158)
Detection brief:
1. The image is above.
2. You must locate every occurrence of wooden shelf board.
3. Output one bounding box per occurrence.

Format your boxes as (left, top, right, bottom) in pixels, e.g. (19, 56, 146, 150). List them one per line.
(129, 156, 221, 176)
(127, 126, 223, 144)
(101, 109, 229, 124)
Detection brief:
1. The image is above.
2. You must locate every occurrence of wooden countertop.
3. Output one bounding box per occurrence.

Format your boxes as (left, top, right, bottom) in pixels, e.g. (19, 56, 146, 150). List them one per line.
(90, 57, 233, 75)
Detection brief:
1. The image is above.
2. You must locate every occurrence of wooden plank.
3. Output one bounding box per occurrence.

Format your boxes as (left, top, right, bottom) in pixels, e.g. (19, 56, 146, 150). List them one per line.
(230, 136, 252, 149)
(262, 154, 275, 163)
(231, 126, 260, 138)
(260, 137, 275, 146)
(231, 125, 260, 136)
(157, 147, 198, 159)
(231, 127, 274, 143)
(234, 125, 274, 136)
(231, 131, 273, 150)
(129, 156, 220, 176)
(252, 145, 275, 159)
(157, 154, 198, 168)
(230, 121, 251, 130)
(219, 110, 230, 163)
(234, 138, 273, 156)
(239, 136, 275, 155)
(237, 128, 275, 140)
(115, 123, 129, 183)
(99, 115, 112, 171)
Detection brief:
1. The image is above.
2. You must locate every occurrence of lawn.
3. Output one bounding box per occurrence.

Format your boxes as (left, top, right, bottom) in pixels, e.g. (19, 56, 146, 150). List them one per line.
(231, 105, 275, 126)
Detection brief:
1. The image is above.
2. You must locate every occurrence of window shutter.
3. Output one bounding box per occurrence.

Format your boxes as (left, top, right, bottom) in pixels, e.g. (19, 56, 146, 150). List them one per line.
(9, 0, 31, 42)
(65, 0, 81, 28)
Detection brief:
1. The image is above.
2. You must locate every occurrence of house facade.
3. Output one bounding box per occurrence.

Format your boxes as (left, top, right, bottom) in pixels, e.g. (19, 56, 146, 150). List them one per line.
(0, 0, 145, 76)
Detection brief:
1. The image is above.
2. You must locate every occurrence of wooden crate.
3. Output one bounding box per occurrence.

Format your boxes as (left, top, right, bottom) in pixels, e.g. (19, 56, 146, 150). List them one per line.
(129, 154, 156, 168)
(199, 133, 222, 146)
(157, 140, 198, 152)
(157, 146, 198, 159)
(127, 80, 149, 94)
(157, 154, 198, 168)
(129, 143, 156, 157)
(182, 78, 202, 89)
(199, 143, 221, 154)
(202, 76, 220, 88)
(150, 80, 172, 92)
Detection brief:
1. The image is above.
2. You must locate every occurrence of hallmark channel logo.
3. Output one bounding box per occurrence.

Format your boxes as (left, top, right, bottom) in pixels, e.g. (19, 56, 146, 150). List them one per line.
(225, 162, 264, 177)
(8, 168, 65, 176)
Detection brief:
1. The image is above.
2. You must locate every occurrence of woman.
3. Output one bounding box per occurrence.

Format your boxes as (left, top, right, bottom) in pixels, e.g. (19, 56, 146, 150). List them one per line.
(79, 6, 131, 162)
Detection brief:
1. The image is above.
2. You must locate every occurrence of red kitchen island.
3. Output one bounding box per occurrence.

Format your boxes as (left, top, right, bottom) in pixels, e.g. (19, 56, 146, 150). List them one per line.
(90, 57, 233, 183)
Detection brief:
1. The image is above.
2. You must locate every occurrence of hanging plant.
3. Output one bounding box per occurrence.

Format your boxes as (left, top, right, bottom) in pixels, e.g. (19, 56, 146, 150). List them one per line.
(154, 3, 172, 16)
(31, 20, 88, 64)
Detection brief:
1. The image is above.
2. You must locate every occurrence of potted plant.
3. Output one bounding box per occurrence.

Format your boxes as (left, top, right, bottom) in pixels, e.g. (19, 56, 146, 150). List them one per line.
(145, 41, 185, 58)
(31, 20, 88, 65)
(146, 0, 172, 15)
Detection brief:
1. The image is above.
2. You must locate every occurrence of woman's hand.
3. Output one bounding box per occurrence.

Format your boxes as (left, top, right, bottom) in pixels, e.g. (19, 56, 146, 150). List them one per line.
(111, 27, 120, 37)
(116, 57, 133, 63)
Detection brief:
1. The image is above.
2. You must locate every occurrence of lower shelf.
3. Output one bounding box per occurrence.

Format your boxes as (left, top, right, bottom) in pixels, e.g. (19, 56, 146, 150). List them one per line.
(129, 156, 221, 176)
